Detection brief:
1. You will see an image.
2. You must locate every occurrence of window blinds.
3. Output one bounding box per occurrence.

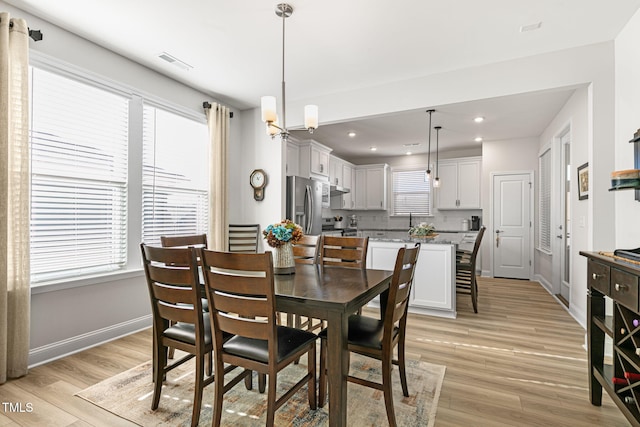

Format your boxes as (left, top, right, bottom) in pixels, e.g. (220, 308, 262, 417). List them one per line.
(392, 169, 432, 216)
(142, 106, 209, 246)
(30, 67, 129, 282)
(539, 148, 551, 252)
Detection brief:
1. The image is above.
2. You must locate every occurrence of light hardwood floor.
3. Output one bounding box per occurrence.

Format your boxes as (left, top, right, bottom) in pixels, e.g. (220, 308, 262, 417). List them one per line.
(0, 277, 630, 426)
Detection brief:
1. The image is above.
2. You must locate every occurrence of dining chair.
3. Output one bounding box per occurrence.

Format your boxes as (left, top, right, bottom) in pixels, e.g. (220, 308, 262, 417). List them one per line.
(455, 226, 486, 313)
(318, 243, 421, 427)
(228, 223, 260, 253)
(140, 244, 214, 427)
(199, 249, 318, 427)
(160, 233, 209, 359)
(317, 235, 369, 269)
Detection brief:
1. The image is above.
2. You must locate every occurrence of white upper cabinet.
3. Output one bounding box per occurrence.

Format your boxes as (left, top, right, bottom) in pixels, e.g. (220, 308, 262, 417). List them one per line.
(354, 164, 389, 210)
(436, 157, 481, 209)
(329, 155, 343, 186)
(297, 140, 332, 179)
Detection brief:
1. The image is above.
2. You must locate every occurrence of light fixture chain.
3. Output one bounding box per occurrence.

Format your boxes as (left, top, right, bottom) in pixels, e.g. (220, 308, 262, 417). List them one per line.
(281, 6, 287, 131)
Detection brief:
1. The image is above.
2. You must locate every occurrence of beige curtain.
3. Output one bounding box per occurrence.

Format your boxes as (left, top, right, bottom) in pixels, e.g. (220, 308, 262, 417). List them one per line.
(0, 12, 31, 384)
(206, 103, 229, 251)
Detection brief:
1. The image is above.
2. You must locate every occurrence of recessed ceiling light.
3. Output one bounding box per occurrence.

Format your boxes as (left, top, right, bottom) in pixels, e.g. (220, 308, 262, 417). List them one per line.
(474, 116, 484, 123)
(474, 137, 483, 142)
(406, 151, 412, 156)
(348, 132, 356, 137)
(520, 22, 542, 32)
(370, 146, 377, 151)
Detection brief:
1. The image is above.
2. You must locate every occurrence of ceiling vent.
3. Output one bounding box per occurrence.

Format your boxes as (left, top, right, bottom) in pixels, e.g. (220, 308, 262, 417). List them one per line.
(158, 52, 193, 71)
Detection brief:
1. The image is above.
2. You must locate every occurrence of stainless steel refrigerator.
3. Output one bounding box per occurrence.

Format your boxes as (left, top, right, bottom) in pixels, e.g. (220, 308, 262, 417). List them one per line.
(286, 176, 324, 235)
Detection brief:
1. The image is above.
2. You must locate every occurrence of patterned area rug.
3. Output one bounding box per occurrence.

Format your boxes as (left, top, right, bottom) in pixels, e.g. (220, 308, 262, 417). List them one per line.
(75, 353, 445, 426)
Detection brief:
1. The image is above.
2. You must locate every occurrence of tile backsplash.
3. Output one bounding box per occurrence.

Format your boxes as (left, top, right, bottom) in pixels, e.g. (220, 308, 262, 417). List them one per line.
(327, 209, 483, 232)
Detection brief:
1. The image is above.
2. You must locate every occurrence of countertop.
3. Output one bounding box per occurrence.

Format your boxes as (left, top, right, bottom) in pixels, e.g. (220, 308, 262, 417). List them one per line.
(359, 228, 478, 233)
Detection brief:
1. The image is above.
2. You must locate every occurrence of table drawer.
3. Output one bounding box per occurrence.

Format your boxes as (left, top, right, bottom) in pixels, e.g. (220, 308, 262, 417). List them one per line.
(588, 259, 610, 295)
(611, 268, 639, 312)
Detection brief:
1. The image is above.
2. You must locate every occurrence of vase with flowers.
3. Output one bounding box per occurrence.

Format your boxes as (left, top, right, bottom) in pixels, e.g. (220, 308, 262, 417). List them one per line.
(263, 219, 303, 274)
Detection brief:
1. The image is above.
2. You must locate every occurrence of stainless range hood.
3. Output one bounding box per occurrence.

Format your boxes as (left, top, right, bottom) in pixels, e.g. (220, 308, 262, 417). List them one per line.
(330, 185, 350, 196)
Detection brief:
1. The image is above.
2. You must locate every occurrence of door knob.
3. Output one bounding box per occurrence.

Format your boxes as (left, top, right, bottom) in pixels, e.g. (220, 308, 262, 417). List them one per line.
(556, 235, 563, 239)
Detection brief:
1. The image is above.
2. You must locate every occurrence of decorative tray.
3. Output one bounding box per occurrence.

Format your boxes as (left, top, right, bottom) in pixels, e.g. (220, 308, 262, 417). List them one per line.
(409, 233, 439, 239)
(614, 247, 640, 263)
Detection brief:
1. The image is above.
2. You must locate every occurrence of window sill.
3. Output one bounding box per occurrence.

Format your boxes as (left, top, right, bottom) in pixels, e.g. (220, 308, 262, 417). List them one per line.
(31, 268, 144, 295)
(536, 247, 552, 256)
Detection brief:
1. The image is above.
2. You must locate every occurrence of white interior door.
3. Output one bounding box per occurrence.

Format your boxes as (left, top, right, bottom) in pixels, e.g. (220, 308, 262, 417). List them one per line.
(492, 172, 532, 279)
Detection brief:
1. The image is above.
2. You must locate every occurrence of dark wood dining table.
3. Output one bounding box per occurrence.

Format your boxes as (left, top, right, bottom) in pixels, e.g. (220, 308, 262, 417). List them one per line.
(273, 263, 394, 427)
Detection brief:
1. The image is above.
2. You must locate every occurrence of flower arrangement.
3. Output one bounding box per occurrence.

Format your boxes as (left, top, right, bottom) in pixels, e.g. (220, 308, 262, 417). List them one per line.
(409, 222, 436, 237)
(262, 219, 303, 248)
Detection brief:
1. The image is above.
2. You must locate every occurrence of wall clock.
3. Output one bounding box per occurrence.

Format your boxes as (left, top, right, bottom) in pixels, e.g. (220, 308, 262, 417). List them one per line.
(250, 169, 267, 201)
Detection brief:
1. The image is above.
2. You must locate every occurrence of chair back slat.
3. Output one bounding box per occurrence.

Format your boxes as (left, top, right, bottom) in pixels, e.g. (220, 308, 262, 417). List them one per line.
(228, 224, 260, 253)
(161, 234, 208, 248)
(217, 313, 270, 340)
(319, 235, 368, 269)
(147, 264, 196, 287)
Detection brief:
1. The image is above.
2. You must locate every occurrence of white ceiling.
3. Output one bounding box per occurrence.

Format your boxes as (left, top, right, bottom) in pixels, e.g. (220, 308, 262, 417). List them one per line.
(7, 0, 640, 159)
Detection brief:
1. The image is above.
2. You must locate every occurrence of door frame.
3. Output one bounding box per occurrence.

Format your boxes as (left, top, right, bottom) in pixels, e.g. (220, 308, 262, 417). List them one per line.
(489, 170, 535, 279)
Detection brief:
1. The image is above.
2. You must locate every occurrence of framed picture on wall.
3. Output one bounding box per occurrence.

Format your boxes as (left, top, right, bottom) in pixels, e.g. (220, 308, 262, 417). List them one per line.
(578, 162, 589, 200)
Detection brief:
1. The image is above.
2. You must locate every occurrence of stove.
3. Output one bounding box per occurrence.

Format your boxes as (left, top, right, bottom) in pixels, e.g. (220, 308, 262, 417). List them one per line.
(321, 218, 358, 237)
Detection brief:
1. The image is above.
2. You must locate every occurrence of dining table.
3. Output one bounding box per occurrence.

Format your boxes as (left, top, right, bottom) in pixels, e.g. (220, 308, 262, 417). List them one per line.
(273, 263, 394, 427)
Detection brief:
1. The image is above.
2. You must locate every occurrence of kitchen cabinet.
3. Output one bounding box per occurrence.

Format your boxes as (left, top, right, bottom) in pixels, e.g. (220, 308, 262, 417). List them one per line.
(354, 164, 389, 210)
(329, 157, 355, 210)
(329, 155, 343, 186)
(342, 163, 354, 209)
(297, 139, 332, 179)
(286, 142, 299, 176)
(436, 156, 481, 209)
(367, 240, 456, 318)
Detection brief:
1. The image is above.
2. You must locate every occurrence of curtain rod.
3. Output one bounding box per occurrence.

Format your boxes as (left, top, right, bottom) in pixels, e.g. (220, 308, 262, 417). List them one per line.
(203, 101, 233, 118)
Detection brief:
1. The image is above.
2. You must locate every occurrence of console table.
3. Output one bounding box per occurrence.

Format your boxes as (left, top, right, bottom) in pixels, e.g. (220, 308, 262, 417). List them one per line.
(582, 251, 640, 426)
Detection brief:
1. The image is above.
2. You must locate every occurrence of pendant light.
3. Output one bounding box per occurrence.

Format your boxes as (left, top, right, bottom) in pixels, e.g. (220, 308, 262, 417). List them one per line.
(425, 109, 435, 179)
(433, 126, 441, 188)
(261, 3, 318, 142)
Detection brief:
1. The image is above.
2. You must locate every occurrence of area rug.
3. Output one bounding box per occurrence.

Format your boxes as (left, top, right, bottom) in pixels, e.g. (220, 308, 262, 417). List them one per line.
(75, 353, 445, 426)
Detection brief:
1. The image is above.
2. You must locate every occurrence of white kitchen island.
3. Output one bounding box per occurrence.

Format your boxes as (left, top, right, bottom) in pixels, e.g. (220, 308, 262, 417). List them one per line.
(367, 238, 456, 318)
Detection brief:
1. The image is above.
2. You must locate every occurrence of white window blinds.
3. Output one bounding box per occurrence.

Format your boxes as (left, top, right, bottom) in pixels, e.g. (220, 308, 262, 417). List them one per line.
(392, 168, 432, 216)
(539, 148, 551, 252)
(30, 67, 129, 282)
(142, 106, 209, 246)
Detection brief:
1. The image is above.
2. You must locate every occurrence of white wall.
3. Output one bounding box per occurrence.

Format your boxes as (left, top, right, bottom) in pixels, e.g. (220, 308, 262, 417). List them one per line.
(615, 8, 640, 247)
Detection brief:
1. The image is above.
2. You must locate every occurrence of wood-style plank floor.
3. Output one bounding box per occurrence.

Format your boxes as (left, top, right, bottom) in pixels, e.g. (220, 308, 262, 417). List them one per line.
(0, 277, 630, 426)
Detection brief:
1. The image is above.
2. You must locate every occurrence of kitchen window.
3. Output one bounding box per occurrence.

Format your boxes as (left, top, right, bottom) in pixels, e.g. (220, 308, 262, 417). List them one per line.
(391, 168, 432, 216)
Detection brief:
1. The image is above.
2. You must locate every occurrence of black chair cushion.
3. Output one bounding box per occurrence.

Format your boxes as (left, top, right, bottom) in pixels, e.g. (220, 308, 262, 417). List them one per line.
(319, 314, 399, 350)
(223, 325, 317, 363)
(164, 312, 212, 346)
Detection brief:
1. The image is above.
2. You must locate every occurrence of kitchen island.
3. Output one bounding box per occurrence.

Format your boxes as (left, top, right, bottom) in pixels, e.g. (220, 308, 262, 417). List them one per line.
(367, 237, 457, 318)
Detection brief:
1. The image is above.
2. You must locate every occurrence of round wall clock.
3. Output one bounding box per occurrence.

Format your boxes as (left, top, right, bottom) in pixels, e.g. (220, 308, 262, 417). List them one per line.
(250, 169, 267, 201)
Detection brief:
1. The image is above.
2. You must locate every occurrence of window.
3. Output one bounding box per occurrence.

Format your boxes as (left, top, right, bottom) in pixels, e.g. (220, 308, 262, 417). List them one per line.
(538, 148, 551, 253)
(30, 67, 129, 283)
(142, 105, 209, 246)
(392, 168, 432, 216)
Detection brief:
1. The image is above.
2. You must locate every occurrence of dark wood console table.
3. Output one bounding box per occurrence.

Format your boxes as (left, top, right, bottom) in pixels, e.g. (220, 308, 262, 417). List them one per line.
(582, 251, 640, 426)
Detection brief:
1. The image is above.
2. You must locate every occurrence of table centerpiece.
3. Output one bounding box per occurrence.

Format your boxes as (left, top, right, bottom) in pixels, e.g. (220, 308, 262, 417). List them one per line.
(409, 222, 438, 239)
(263, 219, 303, 274)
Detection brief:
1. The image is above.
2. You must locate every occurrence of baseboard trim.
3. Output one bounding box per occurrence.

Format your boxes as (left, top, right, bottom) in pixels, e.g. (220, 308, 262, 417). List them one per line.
(28, 315, 152, 368)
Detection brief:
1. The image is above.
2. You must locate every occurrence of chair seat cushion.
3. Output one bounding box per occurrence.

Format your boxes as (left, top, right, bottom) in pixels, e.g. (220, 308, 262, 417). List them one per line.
(318, 315, 398, 350)
(164, 312, 212, 346)
(223, 326, 317, 363)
